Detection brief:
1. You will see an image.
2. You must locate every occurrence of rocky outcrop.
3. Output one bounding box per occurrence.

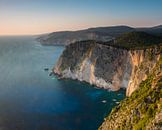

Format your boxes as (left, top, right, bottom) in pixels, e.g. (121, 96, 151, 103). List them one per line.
(126, 48, 161, 96)
(99, 61, 162, 130)
(54, 40, 161, 96)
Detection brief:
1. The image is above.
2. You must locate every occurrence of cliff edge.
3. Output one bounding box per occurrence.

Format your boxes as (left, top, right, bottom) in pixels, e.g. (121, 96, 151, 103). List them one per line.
(99, 56, 162, 130)
(54, 32, 161, 96)
(53, 32, 162, 129)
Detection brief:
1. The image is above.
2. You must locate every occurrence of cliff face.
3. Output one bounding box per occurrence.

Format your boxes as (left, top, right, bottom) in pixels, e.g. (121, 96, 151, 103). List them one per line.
(99, 57, 162, 130)
(54, 41, 161, 96)
(126, 49, 161, 96)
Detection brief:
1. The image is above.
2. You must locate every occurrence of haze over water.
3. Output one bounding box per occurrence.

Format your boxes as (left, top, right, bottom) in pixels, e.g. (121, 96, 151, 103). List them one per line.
(0, 36, 125, 130)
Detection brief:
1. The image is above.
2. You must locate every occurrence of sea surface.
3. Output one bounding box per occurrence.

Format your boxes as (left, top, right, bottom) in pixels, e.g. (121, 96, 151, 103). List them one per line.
(0, 36, 125, 130)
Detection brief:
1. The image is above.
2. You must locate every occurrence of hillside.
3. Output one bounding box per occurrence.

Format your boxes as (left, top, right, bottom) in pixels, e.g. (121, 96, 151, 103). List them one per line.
(113, 31, 162, 49)
(137, 25, 162, 36)
(37, 26, 134, 45)
(99, 55, 162, 130)
(86, 32, 162, 50)
(37, 25, 162, 46)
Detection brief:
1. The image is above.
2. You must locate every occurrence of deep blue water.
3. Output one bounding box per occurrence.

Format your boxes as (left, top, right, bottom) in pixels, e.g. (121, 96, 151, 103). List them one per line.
(0, 36, 125, 130)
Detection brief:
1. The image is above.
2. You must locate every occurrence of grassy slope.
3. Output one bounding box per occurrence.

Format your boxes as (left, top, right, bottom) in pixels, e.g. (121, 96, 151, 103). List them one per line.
(114, 31, 162, 49)
(84, 32, 162, 50)
(99, 56, 162, 130)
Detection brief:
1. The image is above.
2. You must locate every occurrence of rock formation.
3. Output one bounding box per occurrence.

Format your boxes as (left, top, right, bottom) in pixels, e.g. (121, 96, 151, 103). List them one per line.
(54, 40, 161, 96)
(53, 32, 162, 129)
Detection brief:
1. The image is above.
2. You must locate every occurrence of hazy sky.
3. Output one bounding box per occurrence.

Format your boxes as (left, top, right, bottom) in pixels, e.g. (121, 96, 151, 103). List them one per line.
(0, 0, 162, 35)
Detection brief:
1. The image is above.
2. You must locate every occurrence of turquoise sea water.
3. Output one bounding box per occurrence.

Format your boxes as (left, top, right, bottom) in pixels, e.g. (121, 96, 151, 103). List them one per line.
(0, 36, 125, 130)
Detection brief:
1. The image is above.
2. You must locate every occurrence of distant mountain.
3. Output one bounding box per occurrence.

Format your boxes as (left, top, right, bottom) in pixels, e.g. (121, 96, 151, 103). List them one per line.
(152, 25, 162, 29)
(37, 26, 134, 45)
(37, 25, 162, 46)
(137, 25, 162, 36)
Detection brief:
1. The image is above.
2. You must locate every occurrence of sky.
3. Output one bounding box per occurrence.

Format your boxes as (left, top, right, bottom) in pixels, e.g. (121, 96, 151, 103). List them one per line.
(0, 0, 162, 35)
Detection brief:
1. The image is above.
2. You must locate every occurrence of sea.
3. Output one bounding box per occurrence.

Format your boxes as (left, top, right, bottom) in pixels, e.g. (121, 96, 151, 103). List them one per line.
(0, 36, 125, 130)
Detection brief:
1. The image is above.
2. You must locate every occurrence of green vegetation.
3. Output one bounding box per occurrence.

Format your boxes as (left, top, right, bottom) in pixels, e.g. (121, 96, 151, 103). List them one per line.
(77, 32, 162, 50)
(114, 31, 162, 49)
(104, 76, 161, 129)
(99, 55, 162, 130)
(95, 31, 162, 50)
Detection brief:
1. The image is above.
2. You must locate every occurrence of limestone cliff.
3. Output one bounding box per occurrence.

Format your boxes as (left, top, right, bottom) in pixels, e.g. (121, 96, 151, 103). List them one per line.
(54, 40, 161, 96)
(99, 56, 162, 130)
(53, 31, 162, 129)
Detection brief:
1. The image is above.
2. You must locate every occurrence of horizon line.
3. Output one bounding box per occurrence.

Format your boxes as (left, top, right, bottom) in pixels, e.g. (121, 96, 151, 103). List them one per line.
(0, 24, 161, 36)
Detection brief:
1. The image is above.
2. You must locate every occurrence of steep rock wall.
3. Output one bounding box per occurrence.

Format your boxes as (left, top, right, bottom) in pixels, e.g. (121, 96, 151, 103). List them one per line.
(126, 48, 161, 96)
(54, 41, 161, 96)
(99, 59, 162, 130)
